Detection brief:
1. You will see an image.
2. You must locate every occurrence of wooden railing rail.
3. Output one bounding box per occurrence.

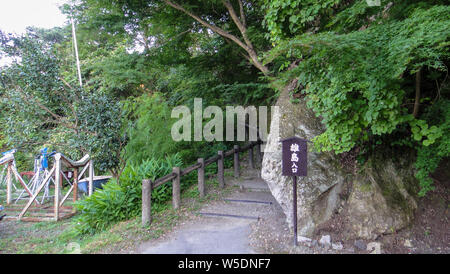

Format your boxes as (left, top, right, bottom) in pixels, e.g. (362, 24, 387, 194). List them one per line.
(142, 140, 263, 226)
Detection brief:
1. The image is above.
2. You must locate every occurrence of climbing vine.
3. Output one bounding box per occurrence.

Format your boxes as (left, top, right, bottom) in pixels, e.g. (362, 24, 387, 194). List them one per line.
(264, 3, 450, 195)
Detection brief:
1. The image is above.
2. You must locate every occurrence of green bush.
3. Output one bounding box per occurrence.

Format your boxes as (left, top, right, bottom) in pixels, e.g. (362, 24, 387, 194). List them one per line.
(73, 154, 182, 235)
(265, 4, 450, 154)
(414, 99, 450, 196)
(122, 92, 240, 167)
(123, 92, 179, 164)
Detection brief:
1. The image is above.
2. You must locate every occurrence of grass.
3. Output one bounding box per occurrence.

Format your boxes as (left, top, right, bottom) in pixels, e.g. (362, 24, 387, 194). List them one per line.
(0, 170, 238, 254)
(224, 171, 234, 177)
(0, 219, 73, 253)
(0, 179, 77, 208)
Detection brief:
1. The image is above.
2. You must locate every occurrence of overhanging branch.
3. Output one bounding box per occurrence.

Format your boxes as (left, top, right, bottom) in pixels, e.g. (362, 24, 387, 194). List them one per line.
(162, 0, 249, 51)
(162, 0, 269, 75)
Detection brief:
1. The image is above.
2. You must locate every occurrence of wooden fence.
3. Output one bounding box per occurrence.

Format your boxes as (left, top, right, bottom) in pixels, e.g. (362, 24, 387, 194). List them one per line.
(141, 140, 263, 226)
(1, 152, 94, 222)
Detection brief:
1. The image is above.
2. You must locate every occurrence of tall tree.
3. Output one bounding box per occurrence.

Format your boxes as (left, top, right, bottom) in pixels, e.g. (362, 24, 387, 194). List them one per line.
(0, 29, 126, 178)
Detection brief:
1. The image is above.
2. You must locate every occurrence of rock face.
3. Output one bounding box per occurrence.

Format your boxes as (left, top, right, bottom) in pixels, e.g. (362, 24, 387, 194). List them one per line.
(261, 86, 418, 240)
(343, 152, 418, 240)
(261, 85, 347, 236)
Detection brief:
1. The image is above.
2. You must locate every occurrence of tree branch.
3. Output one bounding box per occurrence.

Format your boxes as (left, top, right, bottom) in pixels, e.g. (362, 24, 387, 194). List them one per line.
(221, 0, 269, 75)
(162, 0, 269, 75)
(15, 85, 63, 122)
(238, 0, 246, 28)
(13, 84, 97, 137)
(162, 0, 249, 51)
(222, 0, 249, 45)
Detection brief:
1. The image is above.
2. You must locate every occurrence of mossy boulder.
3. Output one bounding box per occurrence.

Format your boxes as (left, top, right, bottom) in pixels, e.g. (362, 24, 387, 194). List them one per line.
(261, 83, 347, 236)
(261, 85, 418, 239)
(343, 150, 418, 239)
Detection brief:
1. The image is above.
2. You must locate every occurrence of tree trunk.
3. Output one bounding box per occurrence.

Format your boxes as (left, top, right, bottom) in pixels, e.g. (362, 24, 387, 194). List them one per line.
(413, 68, 421, 118)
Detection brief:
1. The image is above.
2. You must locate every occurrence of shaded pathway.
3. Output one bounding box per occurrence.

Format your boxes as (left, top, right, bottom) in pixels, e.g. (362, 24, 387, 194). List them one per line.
(138, 168, 279, 254)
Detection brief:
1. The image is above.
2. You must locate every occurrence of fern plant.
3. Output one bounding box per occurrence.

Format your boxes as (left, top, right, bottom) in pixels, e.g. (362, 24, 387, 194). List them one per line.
(73, 154, 182, 235)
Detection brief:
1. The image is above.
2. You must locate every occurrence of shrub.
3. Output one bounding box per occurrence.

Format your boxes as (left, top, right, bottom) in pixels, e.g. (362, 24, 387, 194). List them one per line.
(414, 99, 450, 196)
(73, 154, 182, 235)
(123, 92, 179, 164)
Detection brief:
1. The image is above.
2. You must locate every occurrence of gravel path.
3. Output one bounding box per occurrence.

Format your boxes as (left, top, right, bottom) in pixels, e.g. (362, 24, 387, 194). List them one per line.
(137, 166, 292, 254)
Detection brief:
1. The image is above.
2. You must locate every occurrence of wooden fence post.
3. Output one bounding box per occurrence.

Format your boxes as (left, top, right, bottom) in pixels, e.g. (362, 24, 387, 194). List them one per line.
(218, 151, 224, 188)
(88, 160, 94, 196)
(142, 179, 152, 226)
(249, 144, 255, 169)
(172, 167, 181, 210)
(234, 145, 239, 178)
(256, 141, 262, 165)
(54, 154, 61, 221)
(6, 163, 12, 205)
(198, 158, 205, 198)
(73, 168, 78, 204)
(59, 172, 63, 193)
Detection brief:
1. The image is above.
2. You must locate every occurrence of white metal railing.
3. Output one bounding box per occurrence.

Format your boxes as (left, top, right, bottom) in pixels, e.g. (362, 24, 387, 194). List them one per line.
(0, 150, 94, 221)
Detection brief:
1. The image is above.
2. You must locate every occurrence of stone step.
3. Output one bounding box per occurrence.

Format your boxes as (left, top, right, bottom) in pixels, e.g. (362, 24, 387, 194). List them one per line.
(196, 191, 277, 222)
(226, 190, 275, 203)
(234, 179, 271, 193)
(223, 198, 273, 205)
(197, 212, 260, 220)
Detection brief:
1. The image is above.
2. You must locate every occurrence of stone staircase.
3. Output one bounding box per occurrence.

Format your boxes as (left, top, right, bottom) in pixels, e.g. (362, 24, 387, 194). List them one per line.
(139, 165, 281, 254)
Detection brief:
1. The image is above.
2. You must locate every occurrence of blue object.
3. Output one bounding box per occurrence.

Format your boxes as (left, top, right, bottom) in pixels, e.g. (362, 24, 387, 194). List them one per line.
(40, 148, 49, 170)
(38, 148, 56, 170)
(77, 178, 109, 194)
(0, 205, 4, 221)
(1, 149, 17, 156)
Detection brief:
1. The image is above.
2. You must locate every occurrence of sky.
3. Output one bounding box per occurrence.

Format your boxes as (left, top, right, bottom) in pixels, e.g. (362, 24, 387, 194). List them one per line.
(0, 0, 68, 35)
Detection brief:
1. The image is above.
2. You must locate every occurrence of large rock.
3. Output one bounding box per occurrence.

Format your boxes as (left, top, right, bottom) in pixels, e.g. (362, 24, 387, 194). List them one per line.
(261, 85, 418, 239)
(261, 84, 347, 236)
(343, 151, 418, 240)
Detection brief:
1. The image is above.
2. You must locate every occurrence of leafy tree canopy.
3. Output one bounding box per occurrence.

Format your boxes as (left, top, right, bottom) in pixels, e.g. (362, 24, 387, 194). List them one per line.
(1, 0, 448, 196)
(0, 29, 126, 176)
(263, 0, 449, 195)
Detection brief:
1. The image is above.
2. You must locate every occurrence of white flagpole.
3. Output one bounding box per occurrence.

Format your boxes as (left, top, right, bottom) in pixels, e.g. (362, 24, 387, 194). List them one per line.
(71, 16, 82, 87)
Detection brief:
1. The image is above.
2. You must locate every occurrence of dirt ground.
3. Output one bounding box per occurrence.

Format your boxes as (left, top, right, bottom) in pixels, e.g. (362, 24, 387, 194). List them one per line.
(380, 163, 449, 254)
(249, 162, 449, 254)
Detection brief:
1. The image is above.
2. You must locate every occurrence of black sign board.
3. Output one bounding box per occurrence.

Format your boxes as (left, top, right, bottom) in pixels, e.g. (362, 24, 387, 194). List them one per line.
(280, 136, 308, 247)
(281, 137, 307, 177)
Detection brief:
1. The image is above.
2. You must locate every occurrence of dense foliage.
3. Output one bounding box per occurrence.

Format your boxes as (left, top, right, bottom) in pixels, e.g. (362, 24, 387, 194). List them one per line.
(0, 29, 126, 176)
(123, 92, 179, 164)
(263, 1, 450, 195)
(414, 100, 450, 196)
(73, 155, 182, 235)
